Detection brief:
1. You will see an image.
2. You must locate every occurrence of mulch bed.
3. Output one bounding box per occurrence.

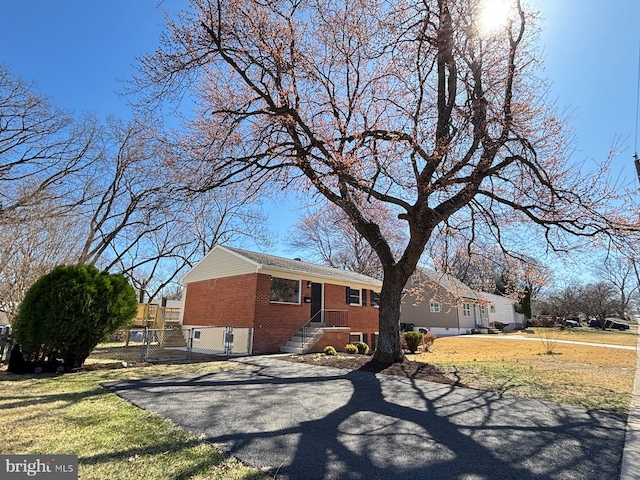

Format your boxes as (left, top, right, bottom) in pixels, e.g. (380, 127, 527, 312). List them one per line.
(58, 354, 464, 388)
(278, 353, 464, 386)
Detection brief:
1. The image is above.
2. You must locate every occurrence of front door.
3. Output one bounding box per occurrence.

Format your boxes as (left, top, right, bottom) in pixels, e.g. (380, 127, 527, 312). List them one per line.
(311, 283, 322, 323)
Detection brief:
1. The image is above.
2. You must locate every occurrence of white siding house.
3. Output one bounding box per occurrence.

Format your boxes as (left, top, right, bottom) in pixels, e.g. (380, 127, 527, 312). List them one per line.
(477, 292, 524, 330)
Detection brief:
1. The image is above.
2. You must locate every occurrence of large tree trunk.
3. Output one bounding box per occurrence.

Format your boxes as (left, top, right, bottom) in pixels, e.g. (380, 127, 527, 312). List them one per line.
(373, 276, 407, 362)
(369, 219, 435, 362)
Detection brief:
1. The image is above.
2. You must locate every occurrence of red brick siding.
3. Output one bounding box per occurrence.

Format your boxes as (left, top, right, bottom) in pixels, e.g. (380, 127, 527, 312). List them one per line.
(184, 273, 380, 354)
(251, 274, 315, 353)
(182, 274, 257, 327)
(324, 283, 379, 345)
(309, 328, 351, 353)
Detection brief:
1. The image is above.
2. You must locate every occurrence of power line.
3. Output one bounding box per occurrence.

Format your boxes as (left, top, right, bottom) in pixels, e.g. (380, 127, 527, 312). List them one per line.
(635, 38, 640, 183)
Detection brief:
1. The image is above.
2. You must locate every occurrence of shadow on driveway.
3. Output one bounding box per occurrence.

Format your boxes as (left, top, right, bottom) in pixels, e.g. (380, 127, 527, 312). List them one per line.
(105, 357, 625, 480)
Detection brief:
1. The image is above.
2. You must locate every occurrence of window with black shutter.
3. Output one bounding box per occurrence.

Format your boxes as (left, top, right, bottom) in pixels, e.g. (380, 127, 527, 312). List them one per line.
(346, 287, 361, 305)
(371, 291, 380, 307)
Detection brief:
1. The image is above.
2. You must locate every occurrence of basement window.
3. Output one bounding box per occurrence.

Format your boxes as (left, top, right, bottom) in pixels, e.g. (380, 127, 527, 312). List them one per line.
(350, 332, 363, 343)
(270, 277, 300, 304)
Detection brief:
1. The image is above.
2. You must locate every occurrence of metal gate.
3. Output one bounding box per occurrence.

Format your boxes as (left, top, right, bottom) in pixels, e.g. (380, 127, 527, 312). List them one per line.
(140, 326, 253, 362)
(142, 326, 253, 362)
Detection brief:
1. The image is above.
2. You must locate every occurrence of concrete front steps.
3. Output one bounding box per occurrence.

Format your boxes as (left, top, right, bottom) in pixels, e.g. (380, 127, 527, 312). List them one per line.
(280, 326, 324, 354)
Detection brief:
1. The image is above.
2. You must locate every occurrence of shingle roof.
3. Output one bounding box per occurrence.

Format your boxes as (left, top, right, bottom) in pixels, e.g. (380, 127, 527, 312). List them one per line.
(416, 268, 478, 299)
(225, 246, 382, 288)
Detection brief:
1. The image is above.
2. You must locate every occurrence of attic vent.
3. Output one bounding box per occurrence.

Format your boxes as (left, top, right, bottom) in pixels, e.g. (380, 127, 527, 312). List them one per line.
(293, 257, 302, 261)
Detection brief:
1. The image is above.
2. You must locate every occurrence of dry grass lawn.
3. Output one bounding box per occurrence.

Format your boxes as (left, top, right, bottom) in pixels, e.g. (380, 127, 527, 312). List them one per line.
(409, 329, 637, 415)
(503, 328, 638, 346)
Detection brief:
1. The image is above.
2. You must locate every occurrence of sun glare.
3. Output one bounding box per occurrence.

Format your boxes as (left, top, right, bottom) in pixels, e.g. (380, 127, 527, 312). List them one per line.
(478, 0, 511, 36)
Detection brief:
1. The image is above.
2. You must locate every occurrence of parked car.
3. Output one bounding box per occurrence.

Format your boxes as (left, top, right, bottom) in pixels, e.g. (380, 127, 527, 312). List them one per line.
(588, 319, 602, 329)
(564, 319, 581, 328)
(0, 324, 10, 337)
(604, 318, 630, 331)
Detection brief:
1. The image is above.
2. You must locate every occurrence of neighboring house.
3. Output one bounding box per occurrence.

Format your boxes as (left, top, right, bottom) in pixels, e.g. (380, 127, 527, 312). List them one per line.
(400, 269, 487, 336)
(476, 292, 525, 330)
(180, 245, 382, 354)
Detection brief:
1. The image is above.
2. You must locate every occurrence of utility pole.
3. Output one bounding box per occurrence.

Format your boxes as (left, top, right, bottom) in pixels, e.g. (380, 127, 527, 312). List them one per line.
(635, 153, 640, 184)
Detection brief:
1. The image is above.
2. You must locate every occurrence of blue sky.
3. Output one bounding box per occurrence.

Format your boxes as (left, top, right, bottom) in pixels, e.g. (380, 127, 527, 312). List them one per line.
(2, 0, 640, 264)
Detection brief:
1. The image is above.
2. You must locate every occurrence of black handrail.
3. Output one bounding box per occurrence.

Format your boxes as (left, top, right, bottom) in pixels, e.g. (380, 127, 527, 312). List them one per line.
(299, 311, 323, 346)
(298, 310, 348, 347)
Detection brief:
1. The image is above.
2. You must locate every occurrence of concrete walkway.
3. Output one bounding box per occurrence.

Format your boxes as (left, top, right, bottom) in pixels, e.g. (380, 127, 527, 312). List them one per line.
(107, 355, 626, 480)
(457, 333, 637, 350)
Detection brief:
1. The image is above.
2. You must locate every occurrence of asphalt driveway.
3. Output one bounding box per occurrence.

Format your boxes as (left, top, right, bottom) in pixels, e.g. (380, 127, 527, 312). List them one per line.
(105, 356, 625, 480)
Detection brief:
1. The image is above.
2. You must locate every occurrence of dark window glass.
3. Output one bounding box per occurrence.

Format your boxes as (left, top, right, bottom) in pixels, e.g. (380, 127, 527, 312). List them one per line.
(270, 277, 300, 303)
(348, 288, 361, 305)
(371, 291, 380, 307)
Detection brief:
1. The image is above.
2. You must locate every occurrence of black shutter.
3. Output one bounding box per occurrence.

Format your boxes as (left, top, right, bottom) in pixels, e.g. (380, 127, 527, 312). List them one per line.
(346, 286, 350, 304)
(362, 289, 367, 306)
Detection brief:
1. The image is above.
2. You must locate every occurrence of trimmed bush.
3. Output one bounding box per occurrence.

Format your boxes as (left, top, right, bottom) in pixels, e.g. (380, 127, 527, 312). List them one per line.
(355, 342, 370, 355)
(344, 343, 358, 354)
(403, 331, 423, 353)
(323, 346, 337, 356)
(12, 264, 137, 370)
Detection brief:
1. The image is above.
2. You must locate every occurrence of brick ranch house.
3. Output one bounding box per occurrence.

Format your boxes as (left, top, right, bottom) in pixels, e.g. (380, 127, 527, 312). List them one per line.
(180, 245, 382, 354)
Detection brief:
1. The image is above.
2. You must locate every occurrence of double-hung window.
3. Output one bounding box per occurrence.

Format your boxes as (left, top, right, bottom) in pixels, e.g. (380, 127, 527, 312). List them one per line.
(430, 302, 441, 313)
(347, 287, 362, 306)
(462, 302, 471, 317)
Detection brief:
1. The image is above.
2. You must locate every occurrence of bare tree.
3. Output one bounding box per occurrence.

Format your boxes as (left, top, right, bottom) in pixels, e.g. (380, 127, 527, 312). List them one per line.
(287, 202, 405, 279)
(76, 118, 167, 267)
(184, 186, 273, 260)
(0, 65, 272, 309)
(536, 284, 582, 319)
(0, 200, 83, 320)
(578, 282, 620, 323)
(112, 187, 273, 302)
(134, 0, 640, 361)
(0, 64, 99, 221)
(599, 255, 639, 319)
(78, 119, 272, 302)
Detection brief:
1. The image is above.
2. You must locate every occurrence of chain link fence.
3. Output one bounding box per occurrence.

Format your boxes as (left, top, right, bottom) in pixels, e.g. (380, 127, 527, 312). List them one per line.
(0, 326, 254, 368)
(88, 326, 254, 364)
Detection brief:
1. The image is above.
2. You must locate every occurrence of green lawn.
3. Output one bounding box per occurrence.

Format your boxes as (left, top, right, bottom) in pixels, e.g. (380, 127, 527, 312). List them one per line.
(0, 362, 268, 480)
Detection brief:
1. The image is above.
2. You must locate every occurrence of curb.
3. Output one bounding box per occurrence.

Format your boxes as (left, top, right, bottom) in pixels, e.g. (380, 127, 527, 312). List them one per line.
(620, 329, 640, 479)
